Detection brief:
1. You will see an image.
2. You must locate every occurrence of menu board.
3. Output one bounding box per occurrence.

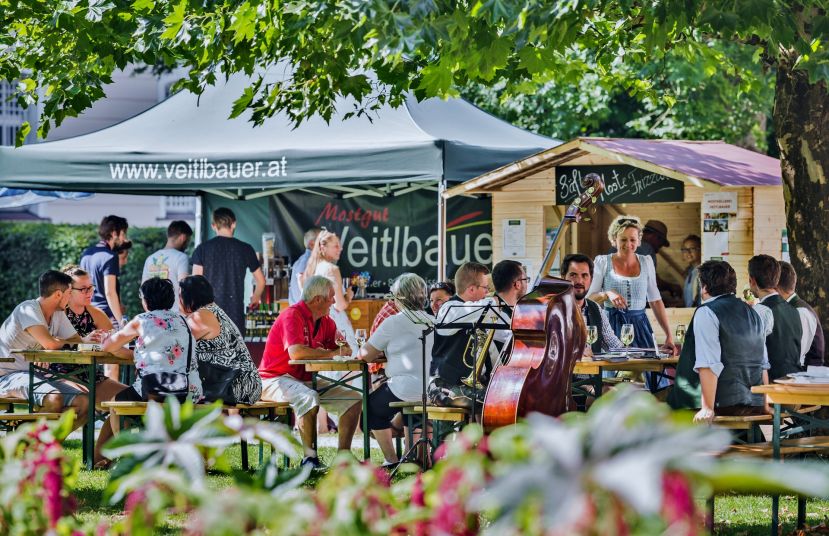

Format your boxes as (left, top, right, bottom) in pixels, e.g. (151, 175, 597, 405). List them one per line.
(555, 165, 684, 205)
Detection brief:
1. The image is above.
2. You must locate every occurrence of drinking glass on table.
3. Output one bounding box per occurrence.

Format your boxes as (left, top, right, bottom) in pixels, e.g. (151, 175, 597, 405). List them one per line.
(620, 323, 635, 356)
(586, 325, 598, 347)
(675, 324, 687, 346)
(334, 329, 348, 359)
(354, 329, 367, 349)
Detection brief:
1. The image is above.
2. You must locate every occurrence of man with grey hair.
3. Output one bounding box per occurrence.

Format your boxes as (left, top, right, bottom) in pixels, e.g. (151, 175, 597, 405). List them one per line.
(288, 227, 322, 305)
(259, 275, 361, 469)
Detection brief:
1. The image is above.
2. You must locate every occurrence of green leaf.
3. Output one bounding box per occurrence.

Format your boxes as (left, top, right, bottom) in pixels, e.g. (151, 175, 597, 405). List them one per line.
(161, 0, 187, 42)
(229, 2, 258, 44)
(418, 61, 455, 96)
(132, 0, 154, 12)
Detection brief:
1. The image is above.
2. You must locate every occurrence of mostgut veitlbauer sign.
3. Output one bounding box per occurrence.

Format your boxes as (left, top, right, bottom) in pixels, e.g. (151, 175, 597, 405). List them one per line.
(555, 165, 684, 205)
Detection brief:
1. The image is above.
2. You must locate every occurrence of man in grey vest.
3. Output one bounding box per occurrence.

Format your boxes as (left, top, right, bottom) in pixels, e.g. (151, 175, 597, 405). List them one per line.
(777, 261, 825, 367)
(748, 254, 802, 380)
(561, 254, 622, 355)
(668, 260, 769, 422)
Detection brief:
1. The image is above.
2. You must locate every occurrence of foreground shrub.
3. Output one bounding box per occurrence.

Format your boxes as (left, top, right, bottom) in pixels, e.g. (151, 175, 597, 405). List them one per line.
(3, 388, 829, 535)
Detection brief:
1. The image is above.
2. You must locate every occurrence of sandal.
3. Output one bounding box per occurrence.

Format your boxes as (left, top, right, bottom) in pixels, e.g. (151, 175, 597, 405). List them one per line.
(93, 458, 113, 470)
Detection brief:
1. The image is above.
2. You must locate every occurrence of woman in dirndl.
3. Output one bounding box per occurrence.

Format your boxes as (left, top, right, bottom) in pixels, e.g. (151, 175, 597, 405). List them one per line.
(588, 215, 676, 388)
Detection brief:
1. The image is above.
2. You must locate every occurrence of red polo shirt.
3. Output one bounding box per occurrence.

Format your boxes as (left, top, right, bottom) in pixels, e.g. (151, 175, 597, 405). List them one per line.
(259, 301, 337, 381)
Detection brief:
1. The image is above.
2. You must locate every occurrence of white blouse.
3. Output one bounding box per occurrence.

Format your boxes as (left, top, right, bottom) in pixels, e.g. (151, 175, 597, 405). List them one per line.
(588, 254, 661, 310)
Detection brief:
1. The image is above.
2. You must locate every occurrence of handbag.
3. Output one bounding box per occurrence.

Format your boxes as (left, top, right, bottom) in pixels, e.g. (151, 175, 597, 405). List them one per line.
(198, 360, 241, 404)
(141, 316, 193, 403)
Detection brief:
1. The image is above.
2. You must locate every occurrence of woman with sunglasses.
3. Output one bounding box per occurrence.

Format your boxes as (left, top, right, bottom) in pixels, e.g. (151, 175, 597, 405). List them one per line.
(61, 265, 114, 337)
(588, 216, 676, 364)
(59, 265, 128, 468)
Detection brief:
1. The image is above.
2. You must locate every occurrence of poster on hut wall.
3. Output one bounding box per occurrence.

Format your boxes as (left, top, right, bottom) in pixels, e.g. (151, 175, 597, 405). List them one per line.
(269, 191, 492, 292)
(555, 165, 685, 205)
(701, 192, 736, 261)
(702, 215, 730, 260)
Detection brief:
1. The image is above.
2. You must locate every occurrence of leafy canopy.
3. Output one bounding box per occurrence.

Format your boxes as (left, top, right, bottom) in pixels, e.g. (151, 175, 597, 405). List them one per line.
(0, 0, 824, 143)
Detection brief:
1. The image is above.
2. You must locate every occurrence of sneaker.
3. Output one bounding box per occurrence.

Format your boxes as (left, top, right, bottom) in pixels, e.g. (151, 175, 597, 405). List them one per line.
(380, 461, 399, 471)
(301, 456, 323, 470)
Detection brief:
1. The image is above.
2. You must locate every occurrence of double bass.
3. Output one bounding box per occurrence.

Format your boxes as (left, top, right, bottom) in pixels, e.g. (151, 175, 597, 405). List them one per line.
(482, 174, 604, 431)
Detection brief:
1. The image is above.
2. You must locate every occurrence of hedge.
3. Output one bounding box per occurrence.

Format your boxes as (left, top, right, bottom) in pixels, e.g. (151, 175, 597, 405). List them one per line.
(0, 222, 169, 320)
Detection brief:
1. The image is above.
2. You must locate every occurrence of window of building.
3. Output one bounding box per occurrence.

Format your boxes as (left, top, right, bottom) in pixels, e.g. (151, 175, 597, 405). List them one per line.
(0, 81, 27, 146)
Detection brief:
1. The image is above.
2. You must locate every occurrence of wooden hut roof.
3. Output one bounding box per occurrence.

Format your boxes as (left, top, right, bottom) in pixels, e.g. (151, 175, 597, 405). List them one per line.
(444, 137, 781, 198)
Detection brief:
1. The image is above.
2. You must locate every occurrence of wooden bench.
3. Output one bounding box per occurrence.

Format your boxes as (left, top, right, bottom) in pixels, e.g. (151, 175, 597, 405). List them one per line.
(102, 400, 293, 470)
(0, 412, 62, 430)
(102, 400, 291, 417)
(725, 436, 829, 457)
(403, 405, 470, 422)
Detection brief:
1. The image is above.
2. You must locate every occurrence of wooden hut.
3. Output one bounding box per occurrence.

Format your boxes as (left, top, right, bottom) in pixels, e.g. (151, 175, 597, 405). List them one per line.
(443, 138, 784, 327)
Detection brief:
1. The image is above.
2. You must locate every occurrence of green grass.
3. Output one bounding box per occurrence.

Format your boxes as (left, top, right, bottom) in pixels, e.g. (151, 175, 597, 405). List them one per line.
(64, 436, 388, 532)
(62, 439, 829, 535)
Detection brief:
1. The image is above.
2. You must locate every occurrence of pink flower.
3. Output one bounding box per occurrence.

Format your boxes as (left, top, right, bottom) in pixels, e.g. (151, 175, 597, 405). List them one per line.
(153, 317, 168, 329)
(171, 344, 183, 358)
(661, 471, 699, 534)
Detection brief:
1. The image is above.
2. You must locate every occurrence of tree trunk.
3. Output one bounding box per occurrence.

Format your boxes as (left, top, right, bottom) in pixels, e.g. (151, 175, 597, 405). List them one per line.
(773, 59, 829, 362)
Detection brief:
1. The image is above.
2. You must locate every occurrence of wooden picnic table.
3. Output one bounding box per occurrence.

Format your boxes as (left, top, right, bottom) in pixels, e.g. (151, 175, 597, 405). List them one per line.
(15, 349, 133, 470)
(289, 358, 383, 461)
(572, 356, 678, 401)
(752, 382, 829, 534)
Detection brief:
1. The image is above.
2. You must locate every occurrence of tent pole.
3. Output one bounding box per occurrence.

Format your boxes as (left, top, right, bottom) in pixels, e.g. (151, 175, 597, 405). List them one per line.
(195, 194, 203, 246)
(437, 179, 447, 281)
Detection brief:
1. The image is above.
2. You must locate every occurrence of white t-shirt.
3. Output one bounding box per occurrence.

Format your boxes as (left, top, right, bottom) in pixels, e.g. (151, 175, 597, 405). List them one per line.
(367, 310, 433, 401)
(0, 299, 78, 374)
(142, 248, 190, 311)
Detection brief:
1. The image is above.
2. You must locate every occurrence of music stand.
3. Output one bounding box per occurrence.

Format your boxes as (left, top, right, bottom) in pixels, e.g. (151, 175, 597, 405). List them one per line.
(427, 301, 511, 426)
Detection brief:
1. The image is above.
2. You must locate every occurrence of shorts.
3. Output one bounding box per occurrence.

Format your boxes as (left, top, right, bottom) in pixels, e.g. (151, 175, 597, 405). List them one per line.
(0, 371, 84, 407)
(366, 383, 402, 430)
(114, 386, 144, 402)
(261, 375, 361, 418)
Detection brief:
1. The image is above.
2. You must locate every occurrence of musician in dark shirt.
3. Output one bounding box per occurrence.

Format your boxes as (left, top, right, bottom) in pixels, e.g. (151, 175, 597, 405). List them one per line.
(561, 254, 623, 356)
(429, 260, 527, 408)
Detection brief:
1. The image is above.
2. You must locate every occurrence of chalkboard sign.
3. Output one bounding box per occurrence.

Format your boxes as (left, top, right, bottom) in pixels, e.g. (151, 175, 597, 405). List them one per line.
(555, 165, 684, 205)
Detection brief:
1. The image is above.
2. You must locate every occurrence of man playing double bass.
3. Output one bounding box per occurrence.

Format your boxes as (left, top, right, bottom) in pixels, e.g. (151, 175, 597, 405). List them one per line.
(429, 260, 528, 409)
(561, 254, 623, 355)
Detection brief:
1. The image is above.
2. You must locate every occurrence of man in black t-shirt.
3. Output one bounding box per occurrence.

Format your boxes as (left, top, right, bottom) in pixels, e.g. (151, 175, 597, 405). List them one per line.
(191, 207, 265, 335)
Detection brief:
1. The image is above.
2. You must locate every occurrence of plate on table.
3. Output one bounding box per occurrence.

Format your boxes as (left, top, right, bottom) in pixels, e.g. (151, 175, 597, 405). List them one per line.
(592, 353, 629, 362)
(776, 375, 829, 385)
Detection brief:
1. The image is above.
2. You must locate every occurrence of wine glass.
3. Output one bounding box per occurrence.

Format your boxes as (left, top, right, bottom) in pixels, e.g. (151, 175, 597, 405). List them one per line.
(334, 330, 347, 359)
(354, 329, 367, 349)
(675, 324, 687, 346)
(620, 323, 635, 357)
(586, 325, 598, 347)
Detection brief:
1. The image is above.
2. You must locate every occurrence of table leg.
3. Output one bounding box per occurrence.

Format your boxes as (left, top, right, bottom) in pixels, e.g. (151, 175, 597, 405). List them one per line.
(361, 364, 370, 461)
(311, 373, 318, 453)
(594, 369, 603, 400)
(28, 363, 35, 413)
(85, 363, 97, 470)
(771, 403, 781, 536)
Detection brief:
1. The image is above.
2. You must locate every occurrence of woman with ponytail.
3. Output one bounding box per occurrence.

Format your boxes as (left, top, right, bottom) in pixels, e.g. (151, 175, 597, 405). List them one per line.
(302, 230, 357, 355)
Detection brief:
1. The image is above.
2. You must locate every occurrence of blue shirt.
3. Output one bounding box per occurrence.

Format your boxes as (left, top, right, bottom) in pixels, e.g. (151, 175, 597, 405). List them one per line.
(693, 294, 770, 376)
(80, 240, 119, 317)
(288, 249, 312, 305)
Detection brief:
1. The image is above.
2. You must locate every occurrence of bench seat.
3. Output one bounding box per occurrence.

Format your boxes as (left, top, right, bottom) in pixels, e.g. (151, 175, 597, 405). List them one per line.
(402, 405, 469, 422)
(726, 436, 829, 457)
(102, 400, 291, 416)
